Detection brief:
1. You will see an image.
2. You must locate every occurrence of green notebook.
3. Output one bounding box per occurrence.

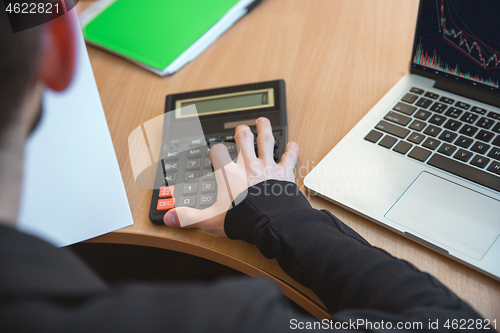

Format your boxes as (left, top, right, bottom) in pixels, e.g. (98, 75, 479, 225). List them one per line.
(81, 0, 255, 76)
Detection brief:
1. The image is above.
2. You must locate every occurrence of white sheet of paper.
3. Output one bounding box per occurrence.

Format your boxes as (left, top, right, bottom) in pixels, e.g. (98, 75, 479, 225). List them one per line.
(18, 10, 133, 247)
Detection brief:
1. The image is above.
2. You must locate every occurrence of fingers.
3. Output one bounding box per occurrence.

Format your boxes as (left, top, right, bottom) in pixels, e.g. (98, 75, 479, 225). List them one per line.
(255, 117, 275, 162)
(234, 125, 256, 161)
(210, 143, 233, 171)
(279, 142, 299, 168)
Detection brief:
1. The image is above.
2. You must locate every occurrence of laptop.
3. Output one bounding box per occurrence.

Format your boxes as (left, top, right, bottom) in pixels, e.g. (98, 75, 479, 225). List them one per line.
(304, 0, 500, 280)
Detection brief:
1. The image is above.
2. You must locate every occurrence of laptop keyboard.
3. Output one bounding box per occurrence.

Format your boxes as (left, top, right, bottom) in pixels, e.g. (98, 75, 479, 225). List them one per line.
(364, 87, 500, 193)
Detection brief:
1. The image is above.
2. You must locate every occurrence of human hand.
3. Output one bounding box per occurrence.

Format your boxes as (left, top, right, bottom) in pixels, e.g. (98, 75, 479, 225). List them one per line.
(163, 117, 299, 236)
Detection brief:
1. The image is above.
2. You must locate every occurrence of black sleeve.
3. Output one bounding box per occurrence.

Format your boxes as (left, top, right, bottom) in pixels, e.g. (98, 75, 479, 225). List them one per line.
(224, 180, 485, 331)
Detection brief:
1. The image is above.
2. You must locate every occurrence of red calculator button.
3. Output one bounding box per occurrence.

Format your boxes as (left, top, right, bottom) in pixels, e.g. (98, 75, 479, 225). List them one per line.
(157, 198, 175, 212)
(159, 186, 174, 198)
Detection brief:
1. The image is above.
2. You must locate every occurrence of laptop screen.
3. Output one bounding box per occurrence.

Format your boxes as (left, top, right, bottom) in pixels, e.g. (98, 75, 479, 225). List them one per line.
(412, 0, 500, 95)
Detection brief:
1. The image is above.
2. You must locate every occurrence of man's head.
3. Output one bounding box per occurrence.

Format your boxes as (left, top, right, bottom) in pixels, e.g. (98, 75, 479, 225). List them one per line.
(0, 4, 77, 225)
(0, 3, 76, 140)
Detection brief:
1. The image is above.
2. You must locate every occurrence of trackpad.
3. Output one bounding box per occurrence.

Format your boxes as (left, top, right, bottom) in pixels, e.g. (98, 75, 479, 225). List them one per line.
(386, 172, 500, 260)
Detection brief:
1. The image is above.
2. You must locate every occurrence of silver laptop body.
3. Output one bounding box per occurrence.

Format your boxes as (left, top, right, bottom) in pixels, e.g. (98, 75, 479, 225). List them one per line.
(304, 0, 500, 280)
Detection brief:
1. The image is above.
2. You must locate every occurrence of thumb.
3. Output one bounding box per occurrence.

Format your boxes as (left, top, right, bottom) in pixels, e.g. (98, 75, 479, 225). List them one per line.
(163, 207, 204, 228)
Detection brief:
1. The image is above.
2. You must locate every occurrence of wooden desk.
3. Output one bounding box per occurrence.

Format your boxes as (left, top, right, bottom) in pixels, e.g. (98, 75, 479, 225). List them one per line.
(79, 0, 500, 321)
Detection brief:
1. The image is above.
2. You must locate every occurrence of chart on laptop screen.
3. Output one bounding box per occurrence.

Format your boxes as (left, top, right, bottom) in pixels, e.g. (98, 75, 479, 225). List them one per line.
(412, 0, 500, 93)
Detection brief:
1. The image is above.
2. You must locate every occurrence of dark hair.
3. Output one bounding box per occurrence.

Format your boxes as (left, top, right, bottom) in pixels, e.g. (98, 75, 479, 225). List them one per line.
(0, 4, 42, 133)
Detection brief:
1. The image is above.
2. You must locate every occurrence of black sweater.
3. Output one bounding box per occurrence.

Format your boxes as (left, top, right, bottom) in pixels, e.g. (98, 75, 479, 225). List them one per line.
(0, 180, 486, 332)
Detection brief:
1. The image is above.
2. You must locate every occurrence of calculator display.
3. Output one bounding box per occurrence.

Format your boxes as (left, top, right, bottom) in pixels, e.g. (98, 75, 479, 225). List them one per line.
(175, 88, 274, 118)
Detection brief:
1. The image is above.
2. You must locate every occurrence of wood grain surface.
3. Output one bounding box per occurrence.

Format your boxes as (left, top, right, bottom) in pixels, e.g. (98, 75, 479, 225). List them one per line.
(78, 0, 500, 321)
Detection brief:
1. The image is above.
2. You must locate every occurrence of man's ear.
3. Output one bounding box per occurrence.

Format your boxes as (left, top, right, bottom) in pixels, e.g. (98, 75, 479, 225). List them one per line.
(39, 11, 76, 91)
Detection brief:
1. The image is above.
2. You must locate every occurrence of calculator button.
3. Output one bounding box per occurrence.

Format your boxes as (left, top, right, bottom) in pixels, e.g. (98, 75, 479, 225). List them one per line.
(157, 198, 175, 212)
(186, 159, 201, 170)
(190, 138, 204, 147)
(163, 150, 179, 160)
(183, 183, 198, 195)
(202, 181, 216, 192)
(185, 171, 199, 181)
(179, 196, 196, 207)
(165, 174, 176, 185)
(204, 158, 213, 168)
(164, 162, 178, 172)
(200, 194, 215, 206)
(188, 148, 202, 158)
(202, 170, 215, 179)
(159, 186, 175, 198)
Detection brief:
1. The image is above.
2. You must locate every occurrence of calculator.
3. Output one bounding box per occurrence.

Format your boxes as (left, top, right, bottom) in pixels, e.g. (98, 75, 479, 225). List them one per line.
(149, 80, 288, 224)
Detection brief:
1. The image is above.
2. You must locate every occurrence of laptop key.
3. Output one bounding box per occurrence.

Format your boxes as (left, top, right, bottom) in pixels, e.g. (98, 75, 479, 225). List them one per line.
(439, 97, 454, 104)
(423, 125, 441, 137)
(408, 132, 425, 144)
(429, 102, 448, 113)
(492, 136, 500, 147)
(460, 112, 479, 124)
(414, 109, 431, 120)
(471, 106, 487, 115)
(409, 119, 426, 131)
(384, 111, 411, 126)
(471, 142, 490, 154)
(439, 130, 458, 143)
(422, 138, 441, 150)
(492, 123, 500, 134)
(476, 117, 495, 129)
(375, 121, 410, 138)
(410, 87, 425, 95)
(424, 92, 439, 99)
(455, 136, 474, 148)
(459, 125, 478, 137)
(408, 146, 432, 162)
(476, 130, 495, 142)
(378, 135, 398, 149)
(487, 111, 500, 120)
(429, 114, 447, 126)
(401, 93, 418, 104)
(443, 119, 462, 131)
(454, 149, 473, 162)
(470, 155, 490, 169)
(487, 161, 500, 176)
(415, 97, 433, 108)
(488, 147, 500, 160)
(393, 102, 417, 115)
(428, 154, 500, 193)
(364, 130, 383, 143)
(393, 141, 412, 154)
(444, 107, 463, 119)
(455, 101, 470, 110)
(437, 143, 456, 156)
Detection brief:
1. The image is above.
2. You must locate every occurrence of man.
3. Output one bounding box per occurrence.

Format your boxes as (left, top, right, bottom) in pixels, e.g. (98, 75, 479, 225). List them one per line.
(0, 6, 486, 332)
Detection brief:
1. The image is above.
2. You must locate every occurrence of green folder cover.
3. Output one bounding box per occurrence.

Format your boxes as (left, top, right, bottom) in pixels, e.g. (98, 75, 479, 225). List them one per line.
(82, 0, 245, 75)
